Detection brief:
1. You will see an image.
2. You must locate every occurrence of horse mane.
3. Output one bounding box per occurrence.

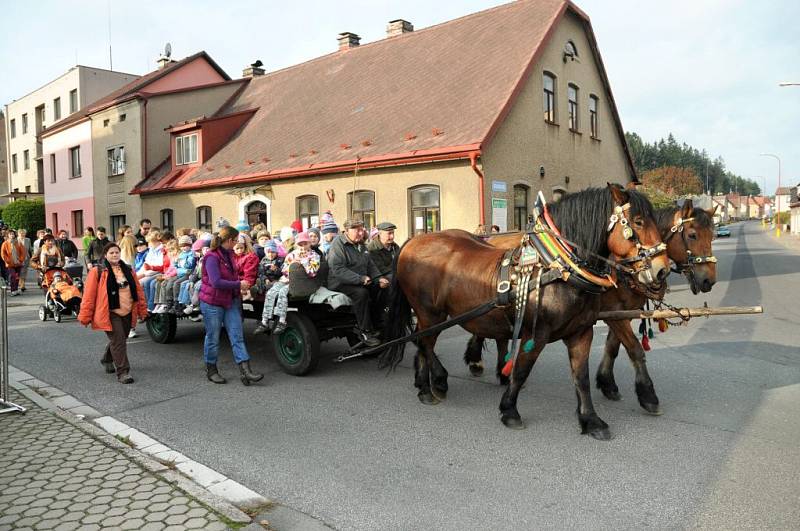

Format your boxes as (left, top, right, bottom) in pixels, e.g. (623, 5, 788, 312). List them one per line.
(547, 186, 654, 268)
(654, 205, 714, 233)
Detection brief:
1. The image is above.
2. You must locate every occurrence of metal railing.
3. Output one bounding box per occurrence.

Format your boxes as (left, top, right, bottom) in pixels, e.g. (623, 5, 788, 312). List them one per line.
(0, 278, 26, 414)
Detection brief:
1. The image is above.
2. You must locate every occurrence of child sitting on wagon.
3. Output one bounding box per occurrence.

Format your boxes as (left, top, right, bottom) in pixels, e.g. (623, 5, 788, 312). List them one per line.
(255, 231, 320, 335)
(252, 240, 283, 296)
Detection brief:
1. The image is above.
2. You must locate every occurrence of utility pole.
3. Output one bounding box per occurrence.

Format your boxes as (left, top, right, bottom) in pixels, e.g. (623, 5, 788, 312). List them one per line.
(760, 153, 781, 237)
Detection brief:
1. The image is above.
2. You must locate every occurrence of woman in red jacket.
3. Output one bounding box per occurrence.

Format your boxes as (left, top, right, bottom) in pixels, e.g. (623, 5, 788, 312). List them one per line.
(79, 242, 147, 383)
(1, 230, 27, 296)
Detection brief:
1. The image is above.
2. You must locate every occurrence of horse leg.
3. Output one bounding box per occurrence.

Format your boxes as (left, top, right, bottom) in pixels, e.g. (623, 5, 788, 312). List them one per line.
(596, 322, 623, 401)
(414, 312, 447, 404)
(463, 335, 485, 377)
(499, 332, 545, 429)
(565, 327, 611, 440)
(495, 339, 510, 386)
(608, 319, 661, 415)
(413, 345, 437, 405)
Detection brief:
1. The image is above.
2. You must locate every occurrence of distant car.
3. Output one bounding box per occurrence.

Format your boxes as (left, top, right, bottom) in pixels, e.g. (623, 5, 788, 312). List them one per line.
(716, 226, 731, 238)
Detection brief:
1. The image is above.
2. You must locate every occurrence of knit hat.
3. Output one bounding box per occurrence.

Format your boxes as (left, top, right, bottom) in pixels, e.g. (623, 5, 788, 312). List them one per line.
(191, 238, 206, 252)
(321, 212, 339, 235)
(178, 235, 193, 246)
(264, 240, 278, 253)
(369, 227, 379, 239)
(308, 227, 321, 239)
(136, 236, 147, 247)
(290, 219, 303, 233)
(237, 232, 252, 245)
(236, 220, 250, 232)
(216, 217, 230, 230)
(295, 231, 311, 245)
(279, 226, 294, 242)
(199, 232, 213, 243)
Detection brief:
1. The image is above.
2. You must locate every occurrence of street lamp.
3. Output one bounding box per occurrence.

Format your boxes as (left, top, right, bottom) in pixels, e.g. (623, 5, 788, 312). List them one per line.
(760, 153, 781, 237)
(778, 82, 800, 86)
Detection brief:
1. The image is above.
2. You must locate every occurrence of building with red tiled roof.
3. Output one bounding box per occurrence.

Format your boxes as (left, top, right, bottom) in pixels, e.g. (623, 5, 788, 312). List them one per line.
(137, 0, 639, 239)
(41, 52, 244, 241)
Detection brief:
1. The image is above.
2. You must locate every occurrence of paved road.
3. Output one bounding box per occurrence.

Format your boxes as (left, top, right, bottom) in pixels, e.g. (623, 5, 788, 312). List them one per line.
(7, 222, 799, 530)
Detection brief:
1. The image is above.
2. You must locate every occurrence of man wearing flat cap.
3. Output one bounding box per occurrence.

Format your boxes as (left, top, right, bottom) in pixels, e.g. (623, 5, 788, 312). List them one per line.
(327, 219, 388, 347)
(367, 222, 399, 329)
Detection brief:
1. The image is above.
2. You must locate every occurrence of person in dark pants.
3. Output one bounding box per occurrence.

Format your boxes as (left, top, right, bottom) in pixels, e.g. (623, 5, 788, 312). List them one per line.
(86, 226, 111, 268)
(327, 219, 389, 346)
(56, 230, 79, 259)
(367, 221, 399, 329)
(78, 243, 147, 383)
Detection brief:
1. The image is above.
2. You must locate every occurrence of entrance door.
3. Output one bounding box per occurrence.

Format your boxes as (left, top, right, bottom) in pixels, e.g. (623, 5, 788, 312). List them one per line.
(246, 201, 267, 226)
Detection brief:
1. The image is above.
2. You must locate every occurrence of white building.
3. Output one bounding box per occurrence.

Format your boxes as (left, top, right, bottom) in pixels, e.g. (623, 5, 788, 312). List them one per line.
(3, 66, 138, 201)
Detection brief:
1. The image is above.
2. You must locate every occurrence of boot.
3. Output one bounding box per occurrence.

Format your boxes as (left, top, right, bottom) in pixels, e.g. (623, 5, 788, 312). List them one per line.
(206, 363, 226, 384)
(238, 360, 263, 386)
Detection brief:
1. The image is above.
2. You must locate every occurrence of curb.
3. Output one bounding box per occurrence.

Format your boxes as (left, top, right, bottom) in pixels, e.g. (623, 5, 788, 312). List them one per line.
(8, 365, 260, 526)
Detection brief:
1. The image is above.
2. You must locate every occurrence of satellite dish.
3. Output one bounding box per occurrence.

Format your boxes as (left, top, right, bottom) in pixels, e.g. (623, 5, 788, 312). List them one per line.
(251, 59, 263, 68)
(164, 42, 172, 58)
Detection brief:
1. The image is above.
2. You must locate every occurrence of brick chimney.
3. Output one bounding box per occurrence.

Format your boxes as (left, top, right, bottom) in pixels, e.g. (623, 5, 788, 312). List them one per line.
(156, 55, 176, 70)
(242, 60, 265, 78)
(386, 19, 413, 37)
(338, 32, 360, 51)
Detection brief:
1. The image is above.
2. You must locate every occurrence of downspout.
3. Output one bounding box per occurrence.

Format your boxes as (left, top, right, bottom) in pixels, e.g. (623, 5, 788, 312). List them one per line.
(140, 99, 147, 223)
(469, 151, 486, 226)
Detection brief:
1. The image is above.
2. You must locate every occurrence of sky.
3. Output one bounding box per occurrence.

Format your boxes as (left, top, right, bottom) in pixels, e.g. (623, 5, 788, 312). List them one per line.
(2, 0, 798, 194)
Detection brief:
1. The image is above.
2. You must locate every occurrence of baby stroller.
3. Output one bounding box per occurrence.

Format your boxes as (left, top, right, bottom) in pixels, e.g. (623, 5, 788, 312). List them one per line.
(38, 268, 83, 323)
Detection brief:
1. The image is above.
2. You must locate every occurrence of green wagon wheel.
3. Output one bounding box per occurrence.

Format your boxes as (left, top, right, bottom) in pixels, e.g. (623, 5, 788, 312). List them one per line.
(271, 312, 319, 376)
(146, 313, 177, 344)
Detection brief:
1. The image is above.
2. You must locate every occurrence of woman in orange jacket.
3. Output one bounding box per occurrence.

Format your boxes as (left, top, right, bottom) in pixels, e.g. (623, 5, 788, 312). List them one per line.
(1, 230, 28, 296)
(78, 242, 147, 383)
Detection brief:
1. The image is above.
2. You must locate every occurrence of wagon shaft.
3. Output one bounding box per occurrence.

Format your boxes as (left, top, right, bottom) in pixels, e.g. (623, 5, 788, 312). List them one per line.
(597, 305, 763, 321)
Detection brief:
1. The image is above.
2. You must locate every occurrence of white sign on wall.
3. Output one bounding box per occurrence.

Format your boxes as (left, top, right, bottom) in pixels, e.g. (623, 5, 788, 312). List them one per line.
(492, 198, 507, 232)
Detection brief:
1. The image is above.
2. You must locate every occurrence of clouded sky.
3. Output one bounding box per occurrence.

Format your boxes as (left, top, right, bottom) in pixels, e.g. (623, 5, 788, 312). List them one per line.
(3, 0, 798, 194)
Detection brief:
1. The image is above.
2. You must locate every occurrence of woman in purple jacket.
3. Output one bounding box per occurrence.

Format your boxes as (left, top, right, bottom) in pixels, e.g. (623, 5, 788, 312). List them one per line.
(200, 226, 264, 385)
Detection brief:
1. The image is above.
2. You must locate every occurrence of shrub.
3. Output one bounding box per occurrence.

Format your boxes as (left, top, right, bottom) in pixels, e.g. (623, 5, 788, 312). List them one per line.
(3, 199, 45, 233)
(775, 211, 790, 225)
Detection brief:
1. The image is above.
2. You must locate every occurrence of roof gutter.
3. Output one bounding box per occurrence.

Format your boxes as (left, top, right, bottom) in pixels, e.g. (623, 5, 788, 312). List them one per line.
(469, 151, 486, 226)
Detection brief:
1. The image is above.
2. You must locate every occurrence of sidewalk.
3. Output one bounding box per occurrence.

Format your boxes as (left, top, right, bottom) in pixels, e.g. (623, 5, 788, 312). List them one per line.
(765, 226, 800, 254)
(0, 386, 239, 530)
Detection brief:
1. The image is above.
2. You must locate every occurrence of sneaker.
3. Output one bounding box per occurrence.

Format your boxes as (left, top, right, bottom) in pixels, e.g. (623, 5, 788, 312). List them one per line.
(153, 304, 167, 314)
(128, 329, 138, 339)
(183, 305, 195, 315)
(273, 321, 288, 335)
(189, 315, 203, 322)
(118, 374, 134, 384)
(253, 323, 269, 336)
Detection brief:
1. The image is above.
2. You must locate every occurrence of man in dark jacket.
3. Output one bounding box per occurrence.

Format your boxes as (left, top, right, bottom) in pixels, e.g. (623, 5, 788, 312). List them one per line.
(87, 226, 111, 267)
(327, 219, 388, 346)
(56, 230, 79, 259)
(367, 222, 399, 330)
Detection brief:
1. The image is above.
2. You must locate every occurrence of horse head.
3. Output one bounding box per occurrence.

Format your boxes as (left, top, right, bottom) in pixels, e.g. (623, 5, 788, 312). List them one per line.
(607, 183, 670, 287)
(663, 200, 717, 294)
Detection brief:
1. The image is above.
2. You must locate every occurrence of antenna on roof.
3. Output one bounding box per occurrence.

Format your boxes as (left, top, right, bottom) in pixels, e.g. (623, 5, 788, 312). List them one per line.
(251, 59, 263, 68)
(165, 42, 172, 58)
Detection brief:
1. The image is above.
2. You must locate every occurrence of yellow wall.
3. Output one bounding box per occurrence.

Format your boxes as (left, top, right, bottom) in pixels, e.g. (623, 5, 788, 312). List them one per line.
(141, 160, 480, 242)
(481, 10, 633, 230)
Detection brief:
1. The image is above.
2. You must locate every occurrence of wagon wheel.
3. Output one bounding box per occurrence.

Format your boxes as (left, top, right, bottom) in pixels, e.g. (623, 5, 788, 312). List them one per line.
(53, 309, 62, 323)
(38, 305, 48, 322)
(147, 313, 177, 344)
(271, 312, 319, 376)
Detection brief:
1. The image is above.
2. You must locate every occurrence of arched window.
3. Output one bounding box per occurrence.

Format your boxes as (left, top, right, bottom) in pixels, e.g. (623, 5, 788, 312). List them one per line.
(543, 72, 556, 123)
(296, 195, 319, 230)
(552, 187, 567, 202)
(513, 185, 529, 231)
(568, 83, 579, 131)
(160, 208, 174, 234)
(408, 185, 440, 236)
(348, 190, 376, 229)
(246, 200, 267, 226)
(196, 206, 212, 231)
(589, 94, 599, 138)
(564, 40, 578, 60)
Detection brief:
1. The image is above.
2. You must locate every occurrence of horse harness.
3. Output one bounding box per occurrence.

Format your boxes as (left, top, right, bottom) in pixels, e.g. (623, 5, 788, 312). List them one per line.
(662, 215, 717, 279)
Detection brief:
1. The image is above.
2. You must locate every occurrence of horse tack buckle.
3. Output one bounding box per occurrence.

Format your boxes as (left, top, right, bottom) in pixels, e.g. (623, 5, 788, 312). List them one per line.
(497, 280, 511, 293)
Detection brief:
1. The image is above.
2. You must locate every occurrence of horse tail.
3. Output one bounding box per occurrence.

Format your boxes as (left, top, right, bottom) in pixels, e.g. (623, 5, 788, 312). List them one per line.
(379, 242, 413, 371)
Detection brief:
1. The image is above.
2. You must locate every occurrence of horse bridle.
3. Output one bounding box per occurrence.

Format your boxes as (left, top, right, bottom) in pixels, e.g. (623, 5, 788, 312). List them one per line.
(662, 216, 717, 280)
(606, 203, 667, 279)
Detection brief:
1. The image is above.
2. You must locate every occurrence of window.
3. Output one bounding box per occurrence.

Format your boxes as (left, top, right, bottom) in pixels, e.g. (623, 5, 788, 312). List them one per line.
(107, 146, 126, 176)
(347, 190, 376, 229)
(175, 133, 198, 165)
(196, 206, 212, 231)
(9, 119, 15, 138)
(69, 146, 81, 178)
(568, 84, 579, 131)
(552, 187, 567, 202)
(564, 40, 578, 59)
(543, 73, 556, 123)
(110, 215, 126, 238)
(589, 95, 599, 138)
(22, 113, 28, 134)
(52, 213, 59, 233)
(246, 201, 267, 226)
(119, 114, 126, 122)
(409, 185, 440, 236)
(50, 154, 56, 183)
(71, 210, 84, 236)
(160, 209, 174, 234)
(11, 154, 17, 173)
(103, 119, 109, 128)
(23, 150, 30, 170)
(69, 89, 78, 113)
(296, 195, 319, 230)
(513, 185, 529, 231)
(53, 97, 61, 121)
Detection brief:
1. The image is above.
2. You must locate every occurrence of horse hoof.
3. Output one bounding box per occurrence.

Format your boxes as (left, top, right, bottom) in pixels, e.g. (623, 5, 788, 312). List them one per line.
(600, 388, 622, 401)
(432, 388, 447, 401)
(468, 363, 484, 377)
(641, 402, 663, 416)
(418, 392, 440, 406)
(501, 415, 526, 430)
(589, 428, 612, 441)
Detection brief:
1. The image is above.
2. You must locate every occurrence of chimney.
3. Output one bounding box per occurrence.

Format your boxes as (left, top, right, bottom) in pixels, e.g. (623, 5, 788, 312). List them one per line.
(242, 60, 265, 78)
(156, 55, 176, 70)
(386, 19, 413, 37)
(338, 32, 360, 51)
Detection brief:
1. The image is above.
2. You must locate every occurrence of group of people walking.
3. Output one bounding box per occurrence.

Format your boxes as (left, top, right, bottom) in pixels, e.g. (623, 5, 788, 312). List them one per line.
(71, 212, 400, 386)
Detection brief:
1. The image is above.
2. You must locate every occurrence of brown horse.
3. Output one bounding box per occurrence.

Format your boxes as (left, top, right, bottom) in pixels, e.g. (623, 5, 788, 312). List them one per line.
(380, 184, 670, 439)
(464, 200, 717, 416)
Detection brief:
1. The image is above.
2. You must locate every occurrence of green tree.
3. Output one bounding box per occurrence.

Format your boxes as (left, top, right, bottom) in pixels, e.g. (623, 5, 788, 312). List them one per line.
(3, 200, 45, 232)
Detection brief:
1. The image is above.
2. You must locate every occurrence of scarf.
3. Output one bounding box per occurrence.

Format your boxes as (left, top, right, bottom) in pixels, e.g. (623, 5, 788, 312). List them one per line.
(104, 259, 138, 311)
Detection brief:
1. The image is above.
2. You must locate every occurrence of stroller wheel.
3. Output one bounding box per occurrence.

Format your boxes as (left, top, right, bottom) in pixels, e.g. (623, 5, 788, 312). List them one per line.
(53, 310, 62, 323)
(38, 305, 48, 321)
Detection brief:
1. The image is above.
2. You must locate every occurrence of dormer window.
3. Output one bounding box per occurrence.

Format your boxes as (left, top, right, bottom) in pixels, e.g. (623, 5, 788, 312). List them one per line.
(176, 133, 198, 165)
